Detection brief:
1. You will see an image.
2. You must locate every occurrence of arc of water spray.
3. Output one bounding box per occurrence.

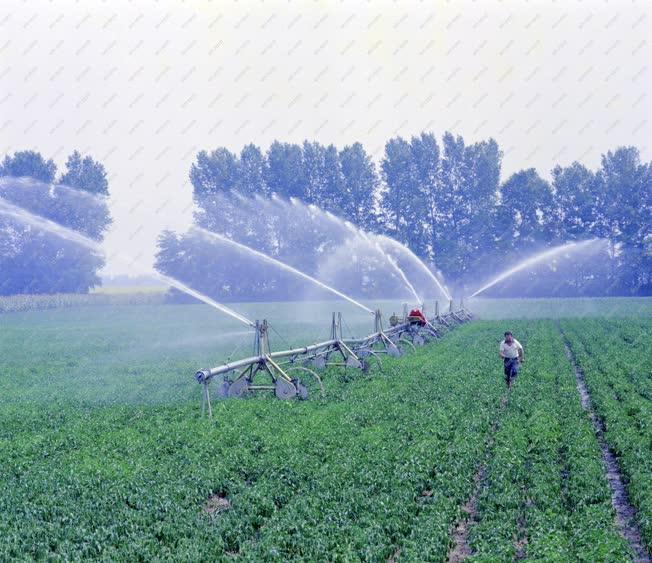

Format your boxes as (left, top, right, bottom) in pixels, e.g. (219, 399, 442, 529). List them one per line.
(376, 235, 452, 301)
(366, 238, 421, 304)
(209, 191, 447, 305)
(0, 197, 103, 251)
(0, 197, 256, 328)
(337, 216, 449, 303)
(191, 226, 375, 315)
(337, 222, 418, 303)
(0, 176, 111, 207)
(243, 195, 422, 304)
(350, 226, 425, 305)
(152, 274, 255, 327)
(469, 238, 601, 298)
(383, 252, 423, 304)
(233, 196, 404, 308)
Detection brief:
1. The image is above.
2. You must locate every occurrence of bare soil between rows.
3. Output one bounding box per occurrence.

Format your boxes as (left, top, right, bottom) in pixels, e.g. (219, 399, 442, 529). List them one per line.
(446, 393, 510, 562)
(203, 493, 231, 515)
(561, 332, 651, 563)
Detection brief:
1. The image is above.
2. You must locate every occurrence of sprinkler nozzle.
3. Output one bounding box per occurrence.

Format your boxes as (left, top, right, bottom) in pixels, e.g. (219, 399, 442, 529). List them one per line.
(195, 370, 210, 383)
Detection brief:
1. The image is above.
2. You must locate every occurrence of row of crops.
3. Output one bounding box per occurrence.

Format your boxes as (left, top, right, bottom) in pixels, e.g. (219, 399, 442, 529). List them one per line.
(3, 317, 647, 560)
(0, 324, 499, 560)
(561, 318, 652, 552)
(469, 322, 631, 560)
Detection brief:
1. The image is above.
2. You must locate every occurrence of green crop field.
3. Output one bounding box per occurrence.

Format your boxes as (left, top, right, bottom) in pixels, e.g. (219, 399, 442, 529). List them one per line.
(561, 318, 652, 550)
(1, 298, 651, 561)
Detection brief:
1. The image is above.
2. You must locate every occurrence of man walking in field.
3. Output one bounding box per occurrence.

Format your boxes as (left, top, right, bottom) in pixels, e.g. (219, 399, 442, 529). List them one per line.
(499, 331, 524, 388)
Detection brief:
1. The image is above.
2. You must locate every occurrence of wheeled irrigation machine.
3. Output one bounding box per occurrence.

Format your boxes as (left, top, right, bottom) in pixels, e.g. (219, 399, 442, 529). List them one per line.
(195, 299, 472, 415)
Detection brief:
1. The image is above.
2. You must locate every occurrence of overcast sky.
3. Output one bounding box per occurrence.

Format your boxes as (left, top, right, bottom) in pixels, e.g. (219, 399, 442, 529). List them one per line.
(2, 0, 650, 275)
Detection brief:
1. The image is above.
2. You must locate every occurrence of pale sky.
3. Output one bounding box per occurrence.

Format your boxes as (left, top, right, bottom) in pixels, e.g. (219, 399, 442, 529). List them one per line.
(2, 0, 650, 275)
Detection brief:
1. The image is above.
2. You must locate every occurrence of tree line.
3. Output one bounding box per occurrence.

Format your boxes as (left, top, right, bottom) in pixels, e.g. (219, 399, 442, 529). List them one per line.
(186, 134, 651, 296)
(0, 150, 111, 295)
(1, 134, 650, 297)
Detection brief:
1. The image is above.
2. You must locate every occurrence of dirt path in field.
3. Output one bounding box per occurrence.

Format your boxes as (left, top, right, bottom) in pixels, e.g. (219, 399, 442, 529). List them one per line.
(446, 392, 510, 562)
(561, 331, 651, 563)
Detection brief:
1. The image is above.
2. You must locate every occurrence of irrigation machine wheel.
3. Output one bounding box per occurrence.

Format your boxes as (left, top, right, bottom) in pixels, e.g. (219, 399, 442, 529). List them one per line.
(214, 376, 231, 399)
(360, 350, 383, 374)
(412, 333, 425, 347)
(285, 366, 325, 399)
(307, 354, 327, 369)
(227, 375, 250, 398)
(398, 337, 417, 354)
(274, 376, 298, 400)
(356, 348, 383, 373)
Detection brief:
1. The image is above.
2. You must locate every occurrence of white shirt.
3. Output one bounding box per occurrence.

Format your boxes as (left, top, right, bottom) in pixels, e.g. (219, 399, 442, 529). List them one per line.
(500, 338, 523, 359)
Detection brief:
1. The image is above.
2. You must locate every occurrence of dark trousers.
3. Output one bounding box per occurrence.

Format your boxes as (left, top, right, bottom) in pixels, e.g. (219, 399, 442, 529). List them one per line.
(504, 357, 520, 385)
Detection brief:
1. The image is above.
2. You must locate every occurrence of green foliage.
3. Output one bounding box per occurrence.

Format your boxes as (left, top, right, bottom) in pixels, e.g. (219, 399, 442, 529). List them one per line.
(0, 316, 499, 560)
(496, 168, 556, 247)
(183, 138, 651, 295)
(0, 151, 111, 295)
(552, 162, 598, 239)
(190, 147, 240, 194)
(468, 322, 630, 561)
(561, 318, 652, 550)
(339, 142, 379, 229)
(0, 307, 646, 559)
(59, 150, 109, 195)
(0, 150, 57, 182)
(264, 141, 306, 200)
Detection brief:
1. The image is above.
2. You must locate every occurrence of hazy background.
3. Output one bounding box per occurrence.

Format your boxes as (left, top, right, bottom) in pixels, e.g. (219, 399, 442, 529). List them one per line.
(1, 0, 650, 275)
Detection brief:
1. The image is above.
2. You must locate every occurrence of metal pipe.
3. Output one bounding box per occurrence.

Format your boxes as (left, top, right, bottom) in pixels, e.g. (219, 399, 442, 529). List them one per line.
(197, 312, 469, 383)
(198, 338, 340, 379)
(196, 356, 264, 380)
(341, 321, 411, 345)
(269, 339, 339, 359)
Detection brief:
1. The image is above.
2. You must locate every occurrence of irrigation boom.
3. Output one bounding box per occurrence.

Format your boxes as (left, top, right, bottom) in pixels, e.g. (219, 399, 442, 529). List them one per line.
(195, 299, 473, 415)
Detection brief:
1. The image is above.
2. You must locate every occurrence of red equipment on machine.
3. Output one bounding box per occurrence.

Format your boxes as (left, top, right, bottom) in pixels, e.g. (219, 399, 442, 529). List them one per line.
(408, 308, 426, 326)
